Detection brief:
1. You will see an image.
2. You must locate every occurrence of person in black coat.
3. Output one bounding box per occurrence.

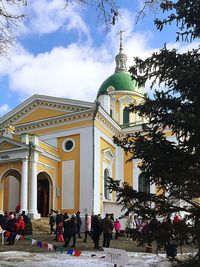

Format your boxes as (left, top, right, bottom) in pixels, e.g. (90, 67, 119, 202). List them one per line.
(91, 215, 102, 249)
(65, 215, 77, 247)
(5, 214, 17, 245)
(49, 210, 56, 235)
(76, 211, 82, 238)
(54, 210, 63, 240)
(63, 214, 70, 247)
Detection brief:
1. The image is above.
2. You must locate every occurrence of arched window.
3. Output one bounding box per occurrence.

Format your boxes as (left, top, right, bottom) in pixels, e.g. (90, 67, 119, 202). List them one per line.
(104, 168, 110, 199)
(123, 107, 129, 124)
(138, 173, 150, 193)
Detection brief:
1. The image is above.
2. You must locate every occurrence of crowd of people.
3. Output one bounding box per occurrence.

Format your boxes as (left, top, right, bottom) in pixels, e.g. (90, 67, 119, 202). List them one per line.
(49, 210, 195, 252)
(0, 206, 194, 252)
(0, 210, 29, 245)
(49, 210, 121, 249)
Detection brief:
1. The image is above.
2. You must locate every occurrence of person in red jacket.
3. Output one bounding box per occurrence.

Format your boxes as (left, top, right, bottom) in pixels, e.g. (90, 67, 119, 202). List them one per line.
(173, 214, 180, 224)
(14, 215, 25, 236)
(114, 218, 121, 240)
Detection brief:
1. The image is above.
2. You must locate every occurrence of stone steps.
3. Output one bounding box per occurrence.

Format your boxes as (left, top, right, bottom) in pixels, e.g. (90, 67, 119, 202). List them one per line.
(30, 218, 50, 235)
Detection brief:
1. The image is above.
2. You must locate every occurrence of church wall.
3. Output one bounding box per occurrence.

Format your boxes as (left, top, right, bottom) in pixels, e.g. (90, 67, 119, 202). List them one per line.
(38, 124, 94, 214)
(57, 134, 80, 214)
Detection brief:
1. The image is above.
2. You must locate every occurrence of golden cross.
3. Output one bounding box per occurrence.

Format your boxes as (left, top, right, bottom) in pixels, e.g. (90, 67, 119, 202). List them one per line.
(118, 30, 125, 52)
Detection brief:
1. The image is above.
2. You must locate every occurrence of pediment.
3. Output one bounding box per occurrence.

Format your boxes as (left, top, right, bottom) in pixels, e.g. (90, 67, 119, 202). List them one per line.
(0, 137, 27, 153)
(102, 148, 115, 163)
(118, 95, 134, 104)
(15, 107, 67, 125)
(0, 94, 95, 128)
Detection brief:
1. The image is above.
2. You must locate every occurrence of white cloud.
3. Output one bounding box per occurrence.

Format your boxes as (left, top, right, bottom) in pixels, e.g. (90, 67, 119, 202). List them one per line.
(0, 8, 156, 103)
(0, 104, 10, 116)
(20, 0, 91, 40)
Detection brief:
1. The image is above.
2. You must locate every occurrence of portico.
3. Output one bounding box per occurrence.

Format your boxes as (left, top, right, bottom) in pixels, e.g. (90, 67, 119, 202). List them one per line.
(0, 129, 57, 219)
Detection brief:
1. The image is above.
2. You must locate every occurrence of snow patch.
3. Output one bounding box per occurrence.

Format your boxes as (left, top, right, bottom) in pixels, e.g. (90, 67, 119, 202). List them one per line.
(0, 251, 173, 267)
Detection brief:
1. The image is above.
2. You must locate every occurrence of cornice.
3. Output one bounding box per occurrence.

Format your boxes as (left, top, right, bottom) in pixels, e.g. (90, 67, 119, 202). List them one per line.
(95, 107, 121, 136)
(6, 108, 96, 134)
(0, 147, 28, 154)
(36, 146, 61, 162)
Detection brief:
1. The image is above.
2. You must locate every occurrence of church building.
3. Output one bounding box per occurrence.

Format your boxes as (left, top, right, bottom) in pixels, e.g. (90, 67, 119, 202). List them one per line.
(0, 37, 156, 219)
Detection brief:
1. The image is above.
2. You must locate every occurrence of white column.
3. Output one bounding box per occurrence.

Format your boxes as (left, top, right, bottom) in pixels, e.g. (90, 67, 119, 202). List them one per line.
(150, 183, 156, 194)
(115, 146, 124, 185)
(29, 151, 40, 219)
(0, 185, 4, 214)
(98, 95, 111, 114)
(133, 160, 140, 191)
(20, 159, 28, 212)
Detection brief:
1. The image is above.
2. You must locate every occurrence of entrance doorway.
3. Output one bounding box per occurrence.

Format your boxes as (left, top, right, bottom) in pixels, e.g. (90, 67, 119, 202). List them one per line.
(37, 173, 49, 217)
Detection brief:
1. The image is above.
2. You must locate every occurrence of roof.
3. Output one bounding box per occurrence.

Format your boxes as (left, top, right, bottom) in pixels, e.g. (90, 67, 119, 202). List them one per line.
(97, 71, 144, 97)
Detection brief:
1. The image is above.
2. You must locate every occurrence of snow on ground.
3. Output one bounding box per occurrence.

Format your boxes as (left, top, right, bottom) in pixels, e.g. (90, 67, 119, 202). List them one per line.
(0, 251, 173, 267)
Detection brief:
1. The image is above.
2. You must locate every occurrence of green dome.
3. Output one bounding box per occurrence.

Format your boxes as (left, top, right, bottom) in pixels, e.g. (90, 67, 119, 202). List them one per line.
(97, 71, 144, 97)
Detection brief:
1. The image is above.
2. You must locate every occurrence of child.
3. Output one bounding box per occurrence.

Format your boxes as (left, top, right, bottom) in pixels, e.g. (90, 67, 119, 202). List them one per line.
(114, 218, 121, 240)
(57, 222, 64, 242)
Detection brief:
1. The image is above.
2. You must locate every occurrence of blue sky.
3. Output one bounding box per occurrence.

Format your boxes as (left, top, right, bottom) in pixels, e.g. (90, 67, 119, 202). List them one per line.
(0, 0, 198, 117)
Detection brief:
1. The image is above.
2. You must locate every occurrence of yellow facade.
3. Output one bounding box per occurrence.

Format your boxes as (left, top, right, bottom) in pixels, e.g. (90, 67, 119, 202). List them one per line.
(57, 134, 80, 214)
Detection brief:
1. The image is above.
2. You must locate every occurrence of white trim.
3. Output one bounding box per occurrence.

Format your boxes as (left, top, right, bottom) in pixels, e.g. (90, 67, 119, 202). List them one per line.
(102, 148, 115, 163)
(37, 148, 61, 162)
(37, 162, 56, 184)
(133, 159, 140, 191)
(115, 146, 124, 185)
(109, 90, 144, 98)
(0, 168, 22, 182)
(39, 139, 59, 151)
(102, 163, 112, 201)
(37, 161, 56, 171)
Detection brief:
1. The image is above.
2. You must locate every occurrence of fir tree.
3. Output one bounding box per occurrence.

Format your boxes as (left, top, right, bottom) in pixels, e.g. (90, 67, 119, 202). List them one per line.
(107, 1, 200, 264)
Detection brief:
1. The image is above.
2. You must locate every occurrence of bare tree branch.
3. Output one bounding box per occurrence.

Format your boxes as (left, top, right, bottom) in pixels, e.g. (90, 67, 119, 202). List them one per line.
(0, 0, 27, 54)
(65, 0, 119, 29)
